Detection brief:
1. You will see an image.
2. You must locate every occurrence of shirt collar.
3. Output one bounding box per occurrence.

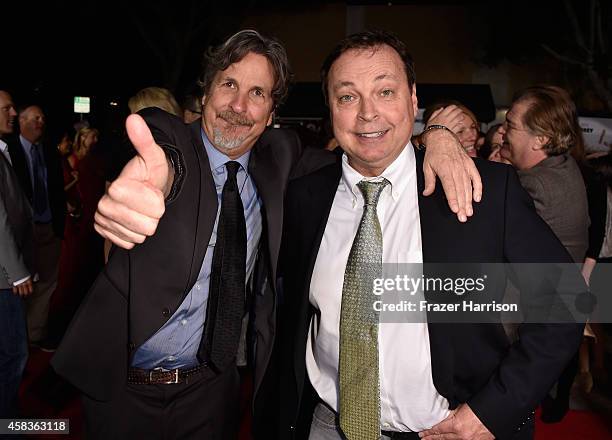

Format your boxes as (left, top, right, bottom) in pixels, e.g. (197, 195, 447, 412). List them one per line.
(20, 134, 34, 151)
(341, 141, 415, 203)
(201, 128, 251, 174)
(0, 138, 7, 154)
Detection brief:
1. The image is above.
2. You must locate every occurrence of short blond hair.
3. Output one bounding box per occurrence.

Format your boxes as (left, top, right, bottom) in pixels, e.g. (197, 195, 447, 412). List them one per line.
(128, 87, 182, 116)
(73, 127, 99, 158)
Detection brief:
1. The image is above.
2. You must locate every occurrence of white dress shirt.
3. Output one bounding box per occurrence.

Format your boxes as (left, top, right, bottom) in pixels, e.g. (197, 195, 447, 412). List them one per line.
(306, 144, 450, 432)
(0, 139, 10, 165)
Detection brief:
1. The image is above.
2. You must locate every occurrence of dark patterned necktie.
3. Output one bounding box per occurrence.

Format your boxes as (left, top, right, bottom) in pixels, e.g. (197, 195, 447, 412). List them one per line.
(30, 143, 48, 215)
(339, 179, 388, 440)
(198, 161, 247, 370)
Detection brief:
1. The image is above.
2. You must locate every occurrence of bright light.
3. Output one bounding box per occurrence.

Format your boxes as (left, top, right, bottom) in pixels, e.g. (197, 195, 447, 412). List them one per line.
(74, 96, 91, 114)
(109, 101, 118, 107)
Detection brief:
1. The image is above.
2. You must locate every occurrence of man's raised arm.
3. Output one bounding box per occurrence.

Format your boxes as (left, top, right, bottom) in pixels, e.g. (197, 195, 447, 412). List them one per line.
(421, 105, 483, 222)
(94, 114, 173, 249)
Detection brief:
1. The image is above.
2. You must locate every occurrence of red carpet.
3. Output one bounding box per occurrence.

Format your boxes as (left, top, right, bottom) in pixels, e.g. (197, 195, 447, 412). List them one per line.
(534, 407, 612, 439)
(18, 347, 612, 439)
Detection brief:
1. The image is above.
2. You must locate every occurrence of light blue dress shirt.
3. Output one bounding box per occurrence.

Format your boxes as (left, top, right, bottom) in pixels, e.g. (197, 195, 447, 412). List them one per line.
(19, 135, 52, 223)
(132, 130, 263, 369)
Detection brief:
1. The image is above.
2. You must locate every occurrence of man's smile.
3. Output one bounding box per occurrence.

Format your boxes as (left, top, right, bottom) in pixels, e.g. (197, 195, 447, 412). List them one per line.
(355, 129, 390, 139)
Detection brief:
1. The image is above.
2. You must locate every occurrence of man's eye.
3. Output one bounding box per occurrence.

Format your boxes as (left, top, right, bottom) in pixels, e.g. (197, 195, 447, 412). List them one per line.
(223, 81, 236, 88)
(253, 89, 264, 98)
(381, 89, 393, 97)
(339, 95, 354, 103)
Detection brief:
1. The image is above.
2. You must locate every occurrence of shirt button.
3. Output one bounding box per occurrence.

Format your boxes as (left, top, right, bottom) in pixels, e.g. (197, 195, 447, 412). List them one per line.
(162, 308, 170, 318)
(195, 284, 201, 290)
(181, 319, 187, 326)
(383, 423, 390, 428)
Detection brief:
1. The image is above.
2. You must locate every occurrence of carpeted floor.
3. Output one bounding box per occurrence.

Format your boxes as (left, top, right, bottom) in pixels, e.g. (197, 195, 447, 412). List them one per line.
(18, 347, 612, 439)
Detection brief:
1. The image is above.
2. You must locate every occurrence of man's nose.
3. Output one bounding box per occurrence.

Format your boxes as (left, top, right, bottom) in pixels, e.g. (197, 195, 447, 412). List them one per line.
(500, 122, 507, 135)
(357, 98, 378, 122)
(229, 91, 248, 114)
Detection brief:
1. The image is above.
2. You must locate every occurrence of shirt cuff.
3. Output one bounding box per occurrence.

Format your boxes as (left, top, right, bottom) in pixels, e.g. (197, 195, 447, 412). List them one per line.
(13, 275, 31, 287)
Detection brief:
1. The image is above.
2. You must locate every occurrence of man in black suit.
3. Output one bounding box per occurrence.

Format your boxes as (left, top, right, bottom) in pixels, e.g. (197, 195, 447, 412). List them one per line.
(7, 104, 65, 345)
(278, 31, 585, 440)
(52, 30, 481, 439)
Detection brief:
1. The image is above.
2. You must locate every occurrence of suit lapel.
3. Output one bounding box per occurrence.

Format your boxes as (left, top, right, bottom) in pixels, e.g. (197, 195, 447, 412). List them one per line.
(415, 146, 454, 401)
(188, 122, 218, 288)
(7, 137, 33, 199)
(293, 160, 342, 381)
(248, 140, 283, 286)
(303, 162, 342, 285)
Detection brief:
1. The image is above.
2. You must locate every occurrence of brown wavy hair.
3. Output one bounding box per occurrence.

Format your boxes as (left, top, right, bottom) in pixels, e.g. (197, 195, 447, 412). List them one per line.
(512, 85, 582, 156)
(197, 29, 291, 109)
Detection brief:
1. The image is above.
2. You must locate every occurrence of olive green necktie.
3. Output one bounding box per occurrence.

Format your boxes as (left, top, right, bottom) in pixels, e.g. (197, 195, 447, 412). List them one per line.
(339, 179, 388, 440)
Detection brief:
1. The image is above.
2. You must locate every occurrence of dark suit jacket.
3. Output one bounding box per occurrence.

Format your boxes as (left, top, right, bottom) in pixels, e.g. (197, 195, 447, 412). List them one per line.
(51, 109, 333, 429)
(277, 147, 585, 440)
(6, 134, 65, 237)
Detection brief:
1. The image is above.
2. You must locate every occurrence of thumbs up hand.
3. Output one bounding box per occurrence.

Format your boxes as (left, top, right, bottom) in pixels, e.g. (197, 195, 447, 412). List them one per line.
(94, 114, 174, 249)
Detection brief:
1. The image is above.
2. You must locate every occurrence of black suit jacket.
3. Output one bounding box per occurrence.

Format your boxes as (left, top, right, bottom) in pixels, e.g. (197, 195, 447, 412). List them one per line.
(51, 109, 333, 422)
(277, 147, 585, 440)
(6, 134, 65, 237)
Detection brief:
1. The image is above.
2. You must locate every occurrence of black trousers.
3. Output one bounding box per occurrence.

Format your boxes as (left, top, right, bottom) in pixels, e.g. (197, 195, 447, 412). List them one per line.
(82, 366, 240, 440)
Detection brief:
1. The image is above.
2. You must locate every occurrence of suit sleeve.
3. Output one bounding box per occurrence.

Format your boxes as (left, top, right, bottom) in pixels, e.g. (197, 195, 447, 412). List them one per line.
(467, 166, 585, 438)
(138, 108, 187, 204)
(516, 172, 548, 221)
(0, 171, 30, 285)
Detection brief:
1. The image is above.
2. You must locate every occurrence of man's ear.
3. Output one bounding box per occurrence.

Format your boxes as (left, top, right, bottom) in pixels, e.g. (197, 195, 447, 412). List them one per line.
(533, 135, 550, 151)
(267, 110, 275, 127)
(411, 84, 418, 115)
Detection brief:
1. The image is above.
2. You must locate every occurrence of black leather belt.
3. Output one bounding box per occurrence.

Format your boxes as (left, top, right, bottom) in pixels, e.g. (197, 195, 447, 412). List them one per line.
(381, 430, 420, 439)
(127, 364, 208, 385)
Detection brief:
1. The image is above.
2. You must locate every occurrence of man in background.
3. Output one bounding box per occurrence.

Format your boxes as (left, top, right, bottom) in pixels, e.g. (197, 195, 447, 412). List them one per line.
(7, 104, 65, 346)
(0, 90, 34, 417)
(500, 85, 590, 422)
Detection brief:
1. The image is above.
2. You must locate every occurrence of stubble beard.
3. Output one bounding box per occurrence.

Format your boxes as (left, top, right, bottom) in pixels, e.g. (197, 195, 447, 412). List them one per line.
(212, 110, 254, 151)
(213, 127, 247, 151)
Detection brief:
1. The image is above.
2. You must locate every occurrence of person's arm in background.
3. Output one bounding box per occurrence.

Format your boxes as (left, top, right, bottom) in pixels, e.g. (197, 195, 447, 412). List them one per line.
(582, 171, 607, 284)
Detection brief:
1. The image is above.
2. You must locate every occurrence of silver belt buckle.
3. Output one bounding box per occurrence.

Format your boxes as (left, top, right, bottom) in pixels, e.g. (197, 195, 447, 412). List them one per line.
(168, 368, 180, 384)
(150, 367, 180, 384)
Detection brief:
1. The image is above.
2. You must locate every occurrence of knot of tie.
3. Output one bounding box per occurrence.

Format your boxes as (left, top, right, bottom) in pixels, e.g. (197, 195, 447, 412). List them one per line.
(225, 161, 241, 179)
(357, 179, 389, 208)
(225, 161, 241, 192)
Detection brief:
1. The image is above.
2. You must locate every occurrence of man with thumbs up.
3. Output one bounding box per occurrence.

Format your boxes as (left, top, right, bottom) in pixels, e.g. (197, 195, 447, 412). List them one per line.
(52, 30, 480, 440)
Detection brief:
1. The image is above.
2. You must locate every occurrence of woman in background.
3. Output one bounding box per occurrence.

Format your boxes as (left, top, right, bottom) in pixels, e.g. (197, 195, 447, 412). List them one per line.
(47, 127, 104, 349)
(128, 86, 182, 117)
(422, 100, 480, 157)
